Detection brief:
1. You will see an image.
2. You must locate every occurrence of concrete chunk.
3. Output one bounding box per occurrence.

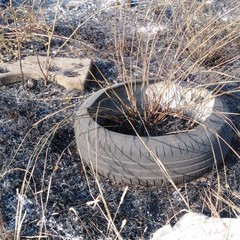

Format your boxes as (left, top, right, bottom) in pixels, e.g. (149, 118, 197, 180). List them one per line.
(0, 56, 92, 90)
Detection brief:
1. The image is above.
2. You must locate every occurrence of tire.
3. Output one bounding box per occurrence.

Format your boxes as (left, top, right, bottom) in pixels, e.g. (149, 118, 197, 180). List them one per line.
(74, 81, 232, 186)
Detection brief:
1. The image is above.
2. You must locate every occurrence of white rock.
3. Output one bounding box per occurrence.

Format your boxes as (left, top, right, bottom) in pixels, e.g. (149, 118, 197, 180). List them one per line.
(151, 212, 240, 240)
(145, 81, 215, 122)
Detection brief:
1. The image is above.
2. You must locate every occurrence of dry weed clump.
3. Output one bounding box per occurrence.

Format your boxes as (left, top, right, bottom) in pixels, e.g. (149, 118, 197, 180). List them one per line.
(113, 0, 240, 83)
(0, 4, 50, 61)
(172, 0, 240, 69)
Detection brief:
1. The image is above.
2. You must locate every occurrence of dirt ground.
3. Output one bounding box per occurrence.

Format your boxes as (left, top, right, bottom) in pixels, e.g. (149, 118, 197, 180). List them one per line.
(0, 0, 239, 239)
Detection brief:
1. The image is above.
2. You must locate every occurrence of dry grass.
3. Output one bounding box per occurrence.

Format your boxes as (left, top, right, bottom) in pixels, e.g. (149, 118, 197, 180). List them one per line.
(0, 0, 240, 239)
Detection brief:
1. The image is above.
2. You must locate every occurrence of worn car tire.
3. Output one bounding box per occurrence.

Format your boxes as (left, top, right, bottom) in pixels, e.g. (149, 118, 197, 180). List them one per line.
(74, 81, 232, 186)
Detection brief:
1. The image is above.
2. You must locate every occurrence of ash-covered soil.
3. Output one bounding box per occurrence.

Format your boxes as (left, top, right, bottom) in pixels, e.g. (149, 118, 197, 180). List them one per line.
(97, 113, 198, 136)
(0, 0, 240, 239)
